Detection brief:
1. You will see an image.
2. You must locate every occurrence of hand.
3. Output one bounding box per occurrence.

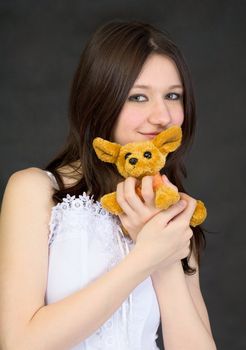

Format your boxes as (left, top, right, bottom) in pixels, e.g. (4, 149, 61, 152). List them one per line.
(116, 175, 178, 242)
(133, 191, 197, 274)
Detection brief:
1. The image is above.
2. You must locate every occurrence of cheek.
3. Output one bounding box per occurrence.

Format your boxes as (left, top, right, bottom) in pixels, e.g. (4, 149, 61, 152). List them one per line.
(117, 109, 144, 130)
(174, 114, 184, 126)
(171, 105, 184, 126)
(112, 110, 143, 144)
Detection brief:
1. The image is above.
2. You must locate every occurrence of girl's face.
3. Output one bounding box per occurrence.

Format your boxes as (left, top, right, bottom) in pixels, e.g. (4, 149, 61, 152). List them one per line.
(113, 54, 184, 145)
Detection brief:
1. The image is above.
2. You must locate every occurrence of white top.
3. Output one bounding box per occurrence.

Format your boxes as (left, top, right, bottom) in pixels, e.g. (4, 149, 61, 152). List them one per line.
(44, 170, 161, 350)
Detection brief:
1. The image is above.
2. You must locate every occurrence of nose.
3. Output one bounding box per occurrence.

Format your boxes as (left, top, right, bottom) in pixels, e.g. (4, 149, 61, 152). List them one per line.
(147, 100, 172, 126)
(129, 158, 138, 165)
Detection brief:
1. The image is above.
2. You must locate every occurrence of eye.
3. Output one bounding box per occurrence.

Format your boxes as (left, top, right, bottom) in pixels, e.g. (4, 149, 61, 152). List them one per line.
(127, 94, 147, 102)
(166, 92, 182, 100)
(143, 151, 152, 159)
(125, 152, 132, 159)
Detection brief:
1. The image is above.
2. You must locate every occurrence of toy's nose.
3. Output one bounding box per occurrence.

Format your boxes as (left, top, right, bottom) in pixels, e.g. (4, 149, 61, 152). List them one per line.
(129, 157, 138, 165)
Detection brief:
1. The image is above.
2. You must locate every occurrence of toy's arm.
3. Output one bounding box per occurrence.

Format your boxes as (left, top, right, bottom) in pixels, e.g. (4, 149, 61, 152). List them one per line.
(152, 173, 163, 190)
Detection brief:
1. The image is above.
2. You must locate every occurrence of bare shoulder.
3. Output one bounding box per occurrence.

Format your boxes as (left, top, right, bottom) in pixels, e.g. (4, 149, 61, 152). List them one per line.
(0, 166, 56, 243)
(1, 167, 54, 227)
(8, 166, 54, 187)
(2, 167, 56, 210)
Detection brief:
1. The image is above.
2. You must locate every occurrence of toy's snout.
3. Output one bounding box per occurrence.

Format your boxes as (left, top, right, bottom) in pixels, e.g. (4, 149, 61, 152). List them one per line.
(120, 149, 163, 178)
(126, 150, 152, 166)
(128, 157, 138, 165)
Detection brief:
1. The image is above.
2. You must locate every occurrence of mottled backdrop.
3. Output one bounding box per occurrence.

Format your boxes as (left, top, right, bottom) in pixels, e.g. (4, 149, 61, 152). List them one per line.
(1, 1, 245, 349)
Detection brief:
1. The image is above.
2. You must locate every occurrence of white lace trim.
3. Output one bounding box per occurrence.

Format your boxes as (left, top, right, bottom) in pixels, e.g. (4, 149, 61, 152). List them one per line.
(52, 192, 112, 216)
(48, 193, 134, 246)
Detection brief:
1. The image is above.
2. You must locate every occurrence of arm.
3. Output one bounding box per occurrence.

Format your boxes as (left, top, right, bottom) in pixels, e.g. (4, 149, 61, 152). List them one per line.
(184, 248, 214, 336)
(0, 169, 151, 350)
(114, 174, 216, 349)
(21, 248, 148, 350)
(151, 259, 217, 350)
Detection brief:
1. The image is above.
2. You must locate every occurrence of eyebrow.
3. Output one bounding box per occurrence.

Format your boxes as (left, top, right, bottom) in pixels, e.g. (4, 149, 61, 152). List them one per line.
(132, 84, 183, 89)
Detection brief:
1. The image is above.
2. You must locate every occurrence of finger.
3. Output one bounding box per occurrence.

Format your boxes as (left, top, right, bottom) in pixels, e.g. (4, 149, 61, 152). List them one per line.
(147, 199, 187, 227)
(117, 177, 145, 216)
(116, 181, 135, 217)
(176, 192, 197, 223)
(141, 176, 155, 206)
(123, 177, 147, 213)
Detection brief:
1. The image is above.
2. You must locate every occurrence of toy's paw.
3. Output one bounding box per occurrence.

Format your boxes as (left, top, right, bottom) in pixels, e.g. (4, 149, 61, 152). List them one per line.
(101, 192, 123, 215)
(190, 200, 207, 227)
(155, 184, 180, 209)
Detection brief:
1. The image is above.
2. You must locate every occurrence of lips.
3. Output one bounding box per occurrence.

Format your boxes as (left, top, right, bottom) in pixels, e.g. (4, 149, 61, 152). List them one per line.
(139, 132, 161, 138)
(140, 132, 161, 136)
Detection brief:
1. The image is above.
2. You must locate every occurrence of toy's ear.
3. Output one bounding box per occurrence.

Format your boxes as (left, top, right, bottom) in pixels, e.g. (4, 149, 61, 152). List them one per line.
(152, 125, 182, 154)
(93, 137, 121, 164)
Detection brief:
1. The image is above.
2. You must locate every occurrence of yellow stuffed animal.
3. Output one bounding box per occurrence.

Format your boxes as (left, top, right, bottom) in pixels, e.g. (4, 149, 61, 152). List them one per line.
(93, 125, 207, 227)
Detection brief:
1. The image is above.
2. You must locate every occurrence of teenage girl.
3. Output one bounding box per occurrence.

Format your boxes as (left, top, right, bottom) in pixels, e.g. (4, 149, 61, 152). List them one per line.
(0, 20, 217, 349)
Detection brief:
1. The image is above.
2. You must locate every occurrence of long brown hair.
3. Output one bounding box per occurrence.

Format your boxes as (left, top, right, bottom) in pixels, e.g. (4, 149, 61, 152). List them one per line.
(43, 19, 206, 275)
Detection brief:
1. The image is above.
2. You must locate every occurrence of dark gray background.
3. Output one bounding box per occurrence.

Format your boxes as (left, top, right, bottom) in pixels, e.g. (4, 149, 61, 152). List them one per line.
(1, 1, 245, 349)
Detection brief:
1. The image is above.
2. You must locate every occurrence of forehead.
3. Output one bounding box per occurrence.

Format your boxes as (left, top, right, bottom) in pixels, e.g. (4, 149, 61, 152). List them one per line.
(120, 141, 155, 154)
(134, 53, 182, 87)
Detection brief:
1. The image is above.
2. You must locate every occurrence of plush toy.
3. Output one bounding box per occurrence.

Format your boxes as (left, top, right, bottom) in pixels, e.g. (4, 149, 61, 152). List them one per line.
(93, 125, 207, 227)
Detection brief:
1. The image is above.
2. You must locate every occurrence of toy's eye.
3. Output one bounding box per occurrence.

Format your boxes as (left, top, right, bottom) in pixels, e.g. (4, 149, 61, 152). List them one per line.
(125, 152, 132, 159)
(144, 151, 152, 159)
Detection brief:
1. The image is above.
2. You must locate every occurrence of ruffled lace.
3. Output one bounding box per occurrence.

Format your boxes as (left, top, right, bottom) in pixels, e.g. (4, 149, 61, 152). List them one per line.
(48, 193, 133, 247)
(53, 193, 110, 215)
